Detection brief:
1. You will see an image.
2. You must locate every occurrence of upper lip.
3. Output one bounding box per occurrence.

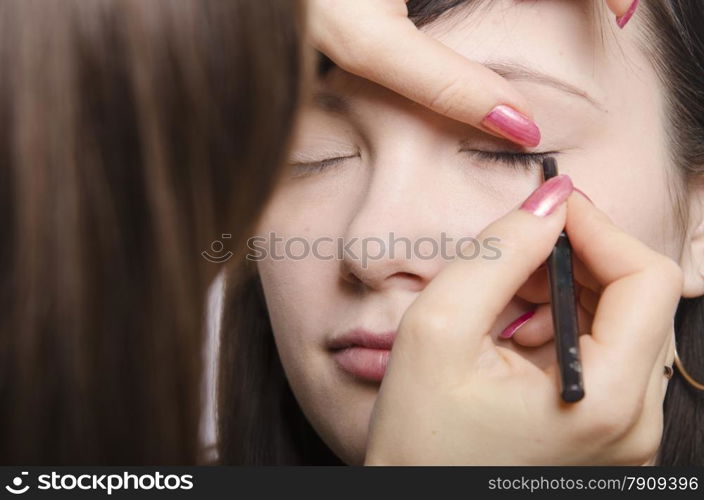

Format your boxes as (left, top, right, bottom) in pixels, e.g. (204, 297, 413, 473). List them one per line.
(328, 328, 396, 350)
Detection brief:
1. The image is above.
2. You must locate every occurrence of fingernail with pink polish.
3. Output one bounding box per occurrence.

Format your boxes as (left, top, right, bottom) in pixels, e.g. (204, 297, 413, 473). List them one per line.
(520, 175, 573, 217)
(500, 310, 535, 339)
(481, 105, 541, 148)
(616, 0, 639, 29)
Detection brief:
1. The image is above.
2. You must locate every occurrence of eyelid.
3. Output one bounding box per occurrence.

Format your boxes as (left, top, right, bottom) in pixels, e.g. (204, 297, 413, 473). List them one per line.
(288, 152, 360, 178)
(289, 152, 359, 166)
(460, 149, 559, 170)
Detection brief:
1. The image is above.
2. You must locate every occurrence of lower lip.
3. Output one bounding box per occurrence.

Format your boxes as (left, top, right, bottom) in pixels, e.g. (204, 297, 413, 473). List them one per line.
(332, 347, 390, 382)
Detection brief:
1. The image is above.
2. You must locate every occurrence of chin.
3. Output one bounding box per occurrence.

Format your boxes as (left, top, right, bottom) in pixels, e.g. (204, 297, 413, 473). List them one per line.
(308, 390, 376, 466)
(292, 360, 379, 466)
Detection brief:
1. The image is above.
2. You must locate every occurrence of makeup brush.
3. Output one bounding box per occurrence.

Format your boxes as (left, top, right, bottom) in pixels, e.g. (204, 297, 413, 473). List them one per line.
(542, 157, 585, 403)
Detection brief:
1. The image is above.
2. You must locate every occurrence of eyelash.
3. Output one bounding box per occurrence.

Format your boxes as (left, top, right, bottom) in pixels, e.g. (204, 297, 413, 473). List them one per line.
(290, 154, 359, 177)
(462, 150, 557, 170)
(290, 150, 557, 176)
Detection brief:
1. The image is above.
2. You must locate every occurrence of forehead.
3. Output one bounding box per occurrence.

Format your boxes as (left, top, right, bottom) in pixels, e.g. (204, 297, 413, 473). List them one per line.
(308, 0, 665, 153)
(304, 0, 667, 167)
(419, 0, 653, 110)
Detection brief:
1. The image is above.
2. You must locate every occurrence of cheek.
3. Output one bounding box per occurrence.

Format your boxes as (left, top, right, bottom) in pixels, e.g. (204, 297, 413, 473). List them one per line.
(254, 189, 354, 345)
(253, 172, 364, 340)
(258, 258, 335, 348)
(564, 105, 681, 259)
(255, 235, 346, 391)
(257, 258, 375, 466)
(566, 147, 682, 260)
(257, 258, 334, 409)
(593, 57, 683, 257)
(252, 167, 355, 381)
(577, 154, 680, 258)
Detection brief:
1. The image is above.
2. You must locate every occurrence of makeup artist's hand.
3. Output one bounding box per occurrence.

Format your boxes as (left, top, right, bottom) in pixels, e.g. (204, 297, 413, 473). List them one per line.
(307, 0, 640, 148)
(364, 176, 681, 465)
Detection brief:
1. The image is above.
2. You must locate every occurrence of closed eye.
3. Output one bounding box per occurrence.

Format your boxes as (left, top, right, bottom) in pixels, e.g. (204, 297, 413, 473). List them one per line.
(462, 150, 559, 170)
(289, 153, 360, 177)
(289, 150, 557, 177)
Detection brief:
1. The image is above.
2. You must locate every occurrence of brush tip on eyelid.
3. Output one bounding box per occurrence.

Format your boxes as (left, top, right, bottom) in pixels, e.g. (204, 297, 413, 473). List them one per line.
(460, 149, 562, 170)
(288, 149, 564, 176)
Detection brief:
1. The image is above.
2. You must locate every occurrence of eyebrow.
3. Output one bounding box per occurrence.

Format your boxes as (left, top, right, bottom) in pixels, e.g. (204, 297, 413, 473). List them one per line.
(483, 60, 604, 110)
(313, 62, 603, 114)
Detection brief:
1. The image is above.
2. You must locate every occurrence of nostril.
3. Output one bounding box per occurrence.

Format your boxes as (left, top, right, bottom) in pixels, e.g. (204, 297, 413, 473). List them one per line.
(387, 272, 424, 291)
(349, 273, 363, 285)
(392, 272, 419, 280)
(340, 267, 364, 287)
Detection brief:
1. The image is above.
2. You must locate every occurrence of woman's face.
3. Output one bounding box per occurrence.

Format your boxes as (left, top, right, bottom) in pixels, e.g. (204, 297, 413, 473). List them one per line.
(254, 0, 688, 464)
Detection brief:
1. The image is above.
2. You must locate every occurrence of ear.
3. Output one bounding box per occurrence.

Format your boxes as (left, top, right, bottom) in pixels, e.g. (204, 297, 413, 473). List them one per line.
(680, 183, 704, 298)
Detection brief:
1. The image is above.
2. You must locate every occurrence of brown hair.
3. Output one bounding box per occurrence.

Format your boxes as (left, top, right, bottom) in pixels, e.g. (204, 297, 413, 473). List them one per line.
(639, 0, 704, 466)
(218, 0, 704, 465)
(0, 0, 304, 464)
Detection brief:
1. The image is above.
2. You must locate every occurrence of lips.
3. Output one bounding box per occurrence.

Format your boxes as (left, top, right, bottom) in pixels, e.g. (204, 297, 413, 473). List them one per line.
(328, 329, 396, 382)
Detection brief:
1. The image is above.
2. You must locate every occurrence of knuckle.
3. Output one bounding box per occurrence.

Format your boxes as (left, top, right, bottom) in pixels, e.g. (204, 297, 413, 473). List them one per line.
(650, 256, 684, 295)
(427, 78, 467, 118)
(320, 33, 365, 71)
(480, 232, 519, 260)
(400, 302, 453, 342)
(637, 255, 684, 310)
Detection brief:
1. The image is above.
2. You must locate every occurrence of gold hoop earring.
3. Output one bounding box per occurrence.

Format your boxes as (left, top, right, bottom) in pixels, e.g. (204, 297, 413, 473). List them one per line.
(673, 344, 704, 391)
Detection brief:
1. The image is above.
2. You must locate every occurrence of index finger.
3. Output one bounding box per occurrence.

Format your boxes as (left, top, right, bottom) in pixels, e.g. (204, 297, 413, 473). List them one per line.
(316, 19, 541, 148)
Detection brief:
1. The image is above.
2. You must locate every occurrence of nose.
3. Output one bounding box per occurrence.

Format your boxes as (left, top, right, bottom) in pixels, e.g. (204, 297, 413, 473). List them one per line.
(340, 157, 454, 293)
